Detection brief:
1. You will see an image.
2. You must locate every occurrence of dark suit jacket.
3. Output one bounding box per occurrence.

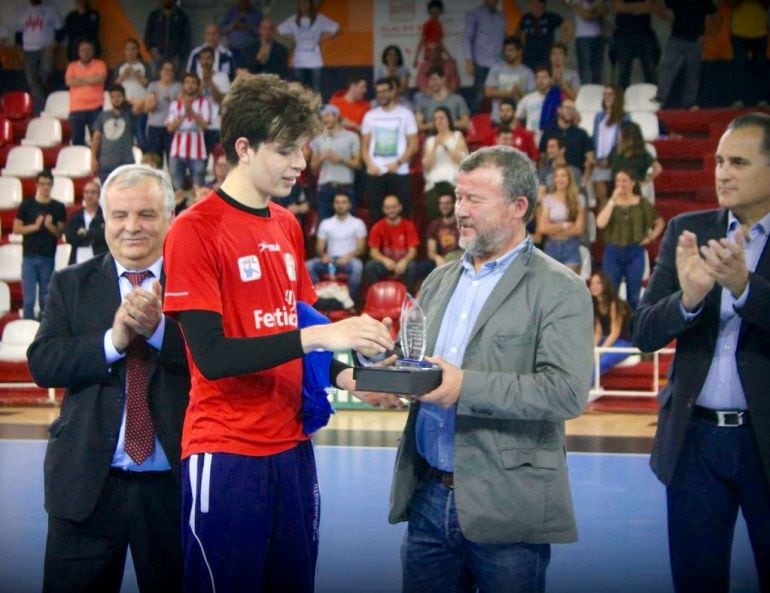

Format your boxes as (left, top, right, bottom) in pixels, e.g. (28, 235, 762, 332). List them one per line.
(27, 253, 190, 521)
(631, 209, 770, 485)
(64, 207, 108, 265)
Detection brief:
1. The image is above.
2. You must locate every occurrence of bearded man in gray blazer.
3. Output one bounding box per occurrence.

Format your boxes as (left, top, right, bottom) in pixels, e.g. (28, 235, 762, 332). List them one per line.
(388, 145, 594, 593)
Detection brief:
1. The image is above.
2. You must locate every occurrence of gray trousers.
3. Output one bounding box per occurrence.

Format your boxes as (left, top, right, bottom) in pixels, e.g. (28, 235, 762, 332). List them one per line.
(24, 48, 55, 114)
(656, 37, 702, 108)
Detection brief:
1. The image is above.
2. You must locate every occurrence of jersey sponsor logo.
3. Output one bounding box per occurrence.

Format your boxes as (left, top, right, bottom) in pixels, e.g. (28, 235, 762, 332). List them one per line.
(238, 255, 261, 282)
(284, 253, 296, 281)
(285, 289, 295, 306)
(253, 305, 298, 330)
(259, 241, 281, 253)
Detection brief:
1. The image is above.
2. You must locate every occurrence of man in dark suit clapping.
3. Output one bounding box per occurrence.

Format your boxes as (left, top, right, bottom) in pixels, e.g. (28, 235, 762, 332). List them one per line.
(64, 178, 107, 265)
(28, 164, 189, 593)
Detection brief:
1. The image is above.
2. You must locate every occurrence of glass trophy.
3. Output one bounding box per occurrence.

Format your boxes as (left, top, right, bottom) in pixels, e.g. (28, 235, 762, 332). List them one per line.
(354, 293, 442, 396)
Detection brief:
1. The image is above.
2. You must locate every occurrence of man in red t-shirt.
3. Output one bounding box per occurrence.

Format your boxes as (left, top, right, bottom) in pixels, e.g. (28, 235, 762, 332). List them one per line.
(162, 73, 398, 593)
(364, 193, 421, 291)
(329, 74, 369, 134)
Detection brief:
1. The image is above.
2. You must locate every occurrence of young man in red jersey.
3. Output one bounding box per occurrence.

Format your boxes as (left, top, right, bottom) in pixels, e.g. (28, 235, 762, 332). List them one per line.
(163, 73, 399, 593)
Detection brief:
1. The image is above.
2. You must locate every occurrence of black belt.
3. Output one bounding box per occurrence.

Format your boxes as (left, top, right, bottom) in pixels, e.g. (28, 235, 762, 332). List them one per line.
(692, 405, 750, 427)
(109, 468, 172, 480)
(425, 466, 454, 489)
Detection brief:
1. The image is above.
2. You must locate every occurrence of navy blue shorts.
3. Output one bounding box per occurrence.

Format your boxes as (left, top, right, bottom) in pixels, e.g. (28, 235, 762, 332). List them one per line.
(182, 441, 319, 593)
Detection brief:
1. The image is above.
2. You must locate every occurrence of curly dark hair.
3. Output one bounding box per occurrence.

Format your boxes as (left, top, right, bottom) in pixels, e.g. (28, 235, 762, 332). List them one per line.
(220, 74, 322, 165)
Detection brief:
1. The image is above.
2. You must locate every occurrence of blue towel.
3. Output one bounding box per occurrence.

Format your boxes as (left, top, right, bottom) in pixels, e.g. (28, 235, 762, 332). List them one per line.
(297, 302, 335, 435)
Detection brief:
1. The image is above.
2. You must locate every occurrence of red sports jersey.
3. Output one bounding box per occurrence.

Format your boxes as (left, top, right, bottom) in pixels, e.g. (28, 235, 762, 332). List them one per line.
(163, 191, 317, 458)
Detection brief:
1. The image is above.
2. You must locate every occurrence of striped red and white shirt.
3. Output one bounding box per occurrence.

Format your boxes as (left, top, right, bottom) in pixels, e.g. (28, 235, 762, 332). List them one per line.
(166, 96, 212, 160)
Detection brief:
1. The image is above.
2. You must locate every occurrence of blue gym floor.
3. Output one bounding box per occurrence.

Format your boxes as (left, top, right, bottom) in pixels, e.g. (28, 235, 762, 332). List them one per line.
(0, 441, 760, 593)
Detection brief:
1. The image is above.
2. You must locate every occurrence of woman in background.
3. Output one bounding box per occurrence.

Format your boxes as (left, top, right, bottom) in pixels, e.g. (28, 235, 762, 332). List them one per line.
(596, 168, 665, 310)
(143, 60, 180, 166)
(375, 44, 411, 98)
(589, 85, 628, 209)
(537, 165, 586, 274)
(590, 271, 634, 378)
(422, 107, 468, 220)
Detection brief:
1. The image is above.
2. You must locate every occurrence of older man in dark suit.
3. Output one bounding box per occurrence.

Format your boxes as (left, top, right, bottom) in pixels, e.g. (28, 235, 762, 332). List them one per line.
(28, 164, 189, 593)
(64, 178, 107, 265)
(631, 113, 770, 593)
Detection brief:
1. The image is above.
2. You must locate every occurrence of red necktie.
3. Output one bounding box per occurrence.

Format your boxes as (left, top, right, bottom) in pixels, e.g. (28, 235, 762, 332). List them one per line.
(122, 270, 155, 464)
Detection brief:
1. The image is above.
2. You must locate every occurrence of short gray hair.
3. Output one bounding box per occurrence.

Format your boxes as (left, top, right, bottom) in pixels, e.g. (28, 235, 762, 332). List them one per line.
(100, 164, 175, 218)
(458, 145, 538, 222)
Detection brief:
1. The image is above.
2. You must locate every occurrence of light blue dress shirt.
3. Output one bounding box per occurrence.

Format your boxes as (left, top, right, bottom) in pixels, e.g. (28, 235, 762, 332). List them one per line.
(416, 238, 531, 472)
(681, 211, 770, 410)
(463, 4, 507, 69)
(104, 258, 171, 471)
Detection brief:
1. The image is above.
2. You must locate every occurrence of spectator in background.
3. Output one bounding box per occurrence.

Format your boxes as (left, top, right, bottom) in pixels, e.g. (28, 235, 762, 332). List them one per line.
(64, 178, 106, 265)
(596, 168, 664, 309)
(65, 39, 107, 146)
(310, 104, 361, 221)
(361, 77, 419, 219)
(165, 72, 211, 199)
(516, 0, 573, 71)
(414, 66, 470, 133)
(654, 0, 717, 109)
(549, 42, 581, 100)
(329, 75, 369, 134)
(277, 0, 340, 93)
(197, 46, 230, 153)
(609, 121, 663, 202)
(539, 98, 594, 186)
(364, 194, 420, 290)
(236, 17, 289, 79)
(64, 0, 100, 61)
(538, 135, 582, 196)
(416, 189, 462, 283)
(485, 36, 535, 124)
(728, 0, 769, 107)
(91, 84, 137, 184)
(375, 45, 411, 99)
(590, 85, 628, 209)
(463, 0, 508, 112)
(486, 98, 540, 161)
(537, 164, 586, 274)
(590, 272, 634, 379)
(422, 107, 468, 220)
(572, 0, 606, 84)
(414, 0, 450, 69)
(114, 38, 149, 149)
(415, 40, 461, 95)
(12, 170, 66, 320)
(515, 65, 558, 144)
(144, 60, 180, 165)
(306, 191, 367, 301)
(16, 0, 64, 114)
(219, 0, 262, 63)
(612, 0, 660, 89)
(144, 0, 191, 78)
(187, 23, 235, 81)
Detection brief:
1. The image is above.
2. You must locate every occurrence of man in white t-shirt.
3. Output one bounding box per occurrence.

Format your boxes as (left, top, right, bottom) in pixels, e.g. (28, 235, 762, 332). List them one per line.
(16, 0, 63, 114)
(515, 66, 553, 144)
(305, 191, 367, 300)
(361, 77, 418, 220)
(484, 35, 535, 124)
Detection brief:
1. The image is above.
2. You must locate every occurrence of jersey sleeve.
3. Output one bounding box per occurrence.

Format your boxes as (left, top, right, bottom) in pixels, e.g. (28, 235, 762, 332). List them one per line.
(163, 213, 224, 315)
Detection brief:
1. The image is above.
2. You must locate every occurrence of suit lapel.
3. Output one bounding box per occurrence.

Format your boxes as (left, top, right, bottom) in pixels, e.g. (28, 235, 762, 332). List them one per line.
(426, 263, 462, 354)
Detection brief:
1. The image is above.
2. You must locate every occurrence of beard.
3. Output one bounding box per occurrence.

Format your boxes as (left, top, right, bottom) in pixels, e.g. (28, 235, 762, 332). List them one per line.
(458, 219, 510, 258)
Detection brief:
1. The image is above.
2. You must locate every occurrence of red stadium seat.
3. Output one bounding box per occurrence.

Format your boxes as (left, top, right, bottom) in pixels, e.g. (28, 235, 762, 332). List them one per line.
(362, 280, 406, 336)
(0, 92, 34, 138)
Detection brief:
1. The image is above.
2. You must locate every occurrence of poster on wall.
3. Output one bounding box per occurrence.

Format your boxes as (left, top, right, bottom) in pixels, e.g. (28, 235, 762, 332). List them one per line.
(372, 0, 486, 91)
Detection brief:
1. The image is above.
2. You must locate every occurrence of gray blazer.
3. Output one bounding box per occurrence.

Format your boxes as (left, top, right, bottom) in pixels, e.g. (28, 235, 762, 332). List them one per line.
(389, 241, 593, 544)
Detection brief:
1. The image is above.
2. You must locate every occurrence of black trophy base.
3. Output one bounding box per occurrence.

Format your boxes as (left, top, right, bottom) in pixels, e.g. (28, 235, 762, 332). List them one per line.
(354, 363, 442, 396)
